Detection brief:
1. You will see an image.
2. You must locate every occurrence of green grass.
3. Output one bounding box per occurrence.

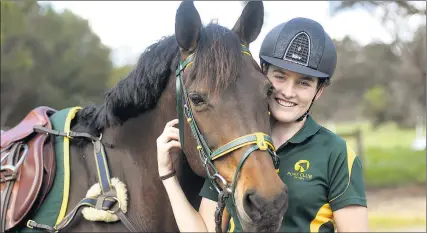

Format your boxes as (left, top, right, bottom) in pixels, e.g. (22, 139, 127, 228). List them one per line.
(331, 121, 423, 149)
(322, 121, 426, 188)
(369, 215, 426, 231)
(363, 147, 426, 188)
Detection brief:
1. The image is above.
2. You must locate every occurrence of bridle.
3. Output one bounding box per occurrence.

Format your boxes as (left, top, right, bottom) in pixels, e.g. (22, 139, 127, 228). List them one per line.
(175, 44, 280, 232)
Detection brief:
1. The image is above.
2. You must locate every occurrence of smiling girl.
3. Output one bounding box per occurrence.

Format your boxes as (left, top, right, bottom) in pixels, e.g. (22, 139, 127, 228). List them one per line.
(157, 17, 369, 232)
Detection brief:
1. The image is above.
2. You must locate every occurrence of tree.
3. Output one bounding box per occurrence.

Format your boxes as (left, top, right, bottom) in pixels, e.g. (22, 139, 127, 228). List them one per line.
(1, 1, 113, 127)
(329, 0, 426, 128)
(1, 1, 39, 126)
(108, 64, 134, 88)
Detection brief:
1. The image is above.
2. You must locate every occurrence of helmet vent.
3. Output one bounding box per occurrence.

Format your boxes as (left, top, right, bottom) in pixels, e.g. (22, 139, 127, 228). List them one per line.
(283, 32, 310, 66)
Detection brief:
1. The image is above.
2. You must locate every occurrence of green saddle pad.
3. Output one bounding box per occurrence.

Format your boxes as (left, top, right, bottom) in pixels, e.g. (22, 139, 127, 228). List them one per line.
(23, 107, 81, 232)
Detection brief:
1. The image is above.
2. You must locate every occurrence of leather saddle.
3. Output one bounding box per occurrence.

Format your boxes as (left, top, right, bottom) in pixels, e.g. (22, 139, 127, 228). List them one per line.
(1, 106, 57, 232)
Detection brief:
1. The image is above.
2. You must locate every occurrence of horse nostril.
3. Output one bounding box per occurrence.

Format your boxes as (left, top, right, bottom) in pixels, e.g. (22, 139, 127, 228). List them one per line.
(243, 189, 263, 221)
(276, 187, 288, 212)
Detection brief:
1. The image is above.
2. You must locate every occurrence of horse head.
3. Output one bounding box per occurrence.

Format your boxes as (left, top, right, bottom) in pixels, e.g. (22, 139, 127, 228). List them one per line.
(174, 1, 288, 231)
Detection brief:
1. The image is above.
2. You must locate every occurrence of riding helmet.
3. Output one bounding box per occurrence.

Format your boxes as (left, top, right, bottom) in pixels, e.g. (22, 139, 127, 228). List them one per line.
(259, 17, 337, 79)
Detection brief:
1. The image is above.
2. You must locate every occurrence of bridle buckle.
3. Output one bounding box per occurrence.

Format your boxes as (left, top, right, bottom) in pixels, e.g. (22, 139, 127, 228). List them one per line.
(255, 132, 268, 151)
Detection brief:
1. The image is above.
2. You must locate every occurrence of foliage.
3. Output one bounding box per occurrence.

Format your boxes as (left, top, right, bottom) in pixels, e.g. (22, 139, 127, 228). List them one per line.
(108, 64, 134, 88)
(316, 0, 426, 128)
(361, 86, 388, 128)
(331, 1, 426, 17)
(1, 1, 113, 127)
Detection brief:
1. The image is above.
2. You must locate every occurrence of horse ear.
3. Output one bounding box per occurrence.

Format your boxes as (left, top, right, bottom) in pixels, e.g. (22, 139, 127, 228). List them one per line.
(232, 1, 264, 46)
(175, 1, 202, 54)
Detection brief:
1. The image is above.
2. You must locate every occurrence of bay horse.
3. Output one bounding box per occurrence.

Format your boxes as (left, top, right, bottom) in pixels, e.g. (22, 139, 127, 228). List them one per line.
(1, 1, 288, 232)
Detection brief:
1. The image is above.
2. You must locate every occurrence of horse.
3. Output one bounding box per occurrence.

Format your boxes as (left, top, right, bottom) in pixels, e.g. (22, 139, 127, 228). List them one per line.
(1, 1, 288, 232)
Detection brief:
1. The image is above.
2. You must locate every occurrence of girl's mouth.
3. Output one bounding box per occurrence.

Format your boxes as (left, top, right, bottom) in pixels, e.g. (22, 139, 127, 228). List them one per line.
(275, 98, 297, 107)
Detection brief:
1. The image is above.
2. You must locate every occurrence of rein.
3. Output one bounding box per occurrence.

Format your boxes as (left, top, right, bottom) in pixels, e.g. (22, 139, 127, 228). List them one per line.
(175, 44, 280, 233)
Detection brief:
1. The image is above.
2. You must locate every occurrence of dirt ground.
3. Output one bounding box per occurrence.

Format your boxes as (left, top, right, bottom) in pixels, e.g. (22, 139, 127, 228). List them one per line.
(366, 184, 426, 232)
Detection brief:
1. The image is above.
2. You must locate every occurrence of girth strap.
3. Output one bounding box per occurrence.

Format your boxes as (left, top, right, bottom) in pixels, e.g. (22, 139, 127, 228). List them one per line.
(93, 140, 113, 193)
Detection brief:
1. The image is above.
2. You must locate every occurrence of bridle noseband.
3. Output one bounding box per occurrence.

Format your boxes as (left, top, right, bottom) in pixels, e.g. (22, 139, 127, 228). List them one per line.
(175, 44, 280, 232)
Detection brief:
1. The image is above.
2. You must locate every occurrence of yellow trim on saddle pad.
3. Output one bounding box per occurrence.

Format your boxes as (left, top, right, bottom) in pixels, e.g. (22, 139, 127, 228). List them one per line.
(55, 106, 82, 225)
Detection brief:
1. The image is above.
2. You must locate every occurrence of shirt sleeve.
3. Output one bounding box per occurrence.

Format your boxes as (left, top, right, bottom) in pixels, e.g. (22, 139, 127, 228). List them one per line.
(328, 141, 367, 211)
(199, 178, 219, 202)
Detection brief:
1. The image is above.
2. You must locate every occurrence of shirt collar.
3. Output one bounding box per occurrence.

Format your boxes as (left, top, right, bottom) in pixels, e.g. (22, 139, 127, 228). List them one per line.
(288, 115, 321, 144)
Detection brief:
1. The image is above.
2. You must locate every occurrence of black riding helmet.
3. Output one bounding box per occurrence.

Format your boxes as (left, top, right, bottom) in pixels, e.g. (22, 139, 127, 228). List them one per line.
(259, 17, 337, 121)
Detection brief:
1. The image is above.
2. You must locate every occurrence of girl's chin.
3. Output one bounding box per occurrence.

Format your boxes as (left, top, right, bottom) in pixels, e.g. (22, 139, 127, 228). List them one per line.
(271, 110, 305, 123)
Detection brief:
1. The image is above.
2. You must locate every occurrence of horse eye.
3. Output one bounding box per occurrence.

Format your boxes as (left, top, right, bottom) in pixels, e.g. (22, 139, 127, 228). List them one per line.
(188, 93, 206, 106)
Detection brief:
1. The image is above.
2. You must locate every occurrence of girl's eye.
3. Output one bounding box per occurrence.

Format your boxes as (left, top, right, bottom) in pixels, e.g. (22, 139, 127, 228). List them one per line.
(299, 81, 310, 86)
(188, 93, 206, 106)
(274, 75, 284, 80)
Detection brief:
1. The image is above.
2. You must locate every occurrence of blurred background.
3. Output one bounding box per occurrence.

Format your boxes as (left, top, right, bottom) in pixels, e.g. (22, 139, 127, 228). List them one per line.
(1, 1, 426, 231)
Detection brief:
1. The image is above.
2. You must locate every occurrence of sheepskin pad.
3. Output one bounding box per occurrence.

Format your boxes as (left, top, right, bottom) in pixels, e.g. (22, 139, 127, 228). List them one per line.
(82, 177, 128, 222)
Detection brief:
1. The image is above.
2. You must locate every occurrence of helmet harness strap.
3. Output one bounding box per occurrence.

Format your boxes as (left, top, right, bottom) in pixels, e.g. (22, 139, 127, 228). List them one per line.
(295, 82, 323, 122)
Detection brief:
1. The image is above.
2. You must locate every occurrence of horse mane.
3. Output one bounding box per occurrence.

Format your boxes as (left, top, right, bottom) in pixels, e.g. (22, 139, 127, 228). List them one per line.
(71, 23, 243, 139)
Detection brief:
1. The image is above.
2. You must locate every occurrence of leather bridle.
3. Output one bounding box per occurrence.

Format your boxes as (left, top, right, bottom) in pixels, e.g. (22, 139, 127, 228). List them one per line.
(175, 44, 280, 232)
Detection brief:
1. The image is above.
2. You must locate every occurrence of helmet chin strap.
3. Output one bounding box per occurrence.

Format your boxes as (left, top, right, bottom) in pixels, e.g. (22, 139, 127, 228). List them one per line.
(295, 84, 323, 122)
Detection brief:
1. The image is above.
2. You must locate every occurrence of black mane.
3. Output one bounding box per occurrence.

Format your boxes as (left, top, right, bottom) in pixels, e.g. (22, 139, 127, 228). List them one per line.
(71, 23, 243, 138)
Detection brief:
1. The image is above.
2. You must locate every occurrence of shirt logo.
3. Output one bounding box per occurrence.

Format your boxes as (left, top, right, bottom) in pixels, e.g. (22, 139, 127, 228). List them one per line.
(294, 159, 310, 172)
(287, 159, 312, 181)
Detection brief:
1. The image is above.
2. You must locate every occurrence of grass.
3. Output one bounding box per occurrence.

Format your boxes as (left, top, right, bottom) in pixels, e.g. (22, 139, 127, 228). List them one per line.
(363, 146, 426, 188)
(322, 121, 426, 188)
(329, 121, 422, 149)
(369, 215, 426, 231)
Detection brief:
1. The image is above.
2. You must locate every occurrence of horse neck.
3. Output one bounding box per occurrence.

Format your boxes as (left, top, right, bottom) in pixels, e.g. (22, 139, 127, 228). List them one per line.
(102, 73, 179, 175)
(101, 72, 204, 213)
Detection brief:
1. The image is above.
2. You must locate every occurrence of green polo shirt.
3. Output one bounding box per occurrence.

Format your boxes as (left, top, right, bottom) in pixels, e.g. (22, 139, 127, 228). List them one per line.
(199, 115, 367, 232)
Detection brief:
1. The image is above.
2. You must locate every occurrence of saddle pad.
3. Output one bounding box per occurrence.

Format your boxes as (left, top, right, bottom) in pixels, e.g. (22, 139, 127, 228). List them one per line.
(24, 107, 81, 232)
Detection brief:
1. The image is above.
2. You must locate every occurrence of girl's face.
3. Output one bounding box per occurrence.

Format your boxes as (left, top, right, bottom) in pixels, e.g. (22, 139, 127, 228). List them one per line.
(266, 64, 324, 123)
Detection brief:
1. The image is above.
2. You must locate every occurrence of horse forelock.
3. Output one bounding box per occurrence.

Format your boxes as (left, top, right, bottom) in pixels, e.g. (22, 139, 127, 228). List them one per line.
(188, 23, 243, 97)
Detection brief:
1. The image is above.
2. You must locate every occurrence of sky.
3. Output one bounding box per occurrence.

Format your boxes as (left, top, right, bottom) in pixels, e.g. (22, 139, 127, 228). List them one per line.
(46, 1, 425, 67)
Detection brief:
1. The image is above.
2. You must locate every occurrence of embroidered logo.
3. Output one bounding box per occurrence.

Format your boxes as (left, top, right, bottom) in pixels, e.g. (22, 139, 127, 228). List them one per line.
(287, 159, 312, 181)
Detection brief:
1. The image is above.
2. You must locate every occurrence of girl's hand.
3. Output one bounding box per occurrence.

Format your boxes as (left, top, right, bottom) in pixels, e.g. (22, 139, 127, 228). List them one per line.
(156, 119, 181, 177)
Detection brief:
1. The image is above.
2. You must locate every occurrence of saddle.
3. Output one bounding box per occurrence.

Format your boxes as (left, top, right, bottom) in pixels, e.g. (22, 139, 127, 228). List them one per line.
(1, 106, 57, 232)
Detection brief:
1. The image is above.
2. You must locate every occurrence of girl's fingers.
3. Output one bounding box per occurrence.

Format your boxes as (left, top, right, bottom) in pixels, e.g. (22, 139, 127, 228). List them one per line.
(165, 119, 179, 129)
(165, 127, 179, 136)
(166, 140, 181, 150)
(160, 129, 180, 144)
